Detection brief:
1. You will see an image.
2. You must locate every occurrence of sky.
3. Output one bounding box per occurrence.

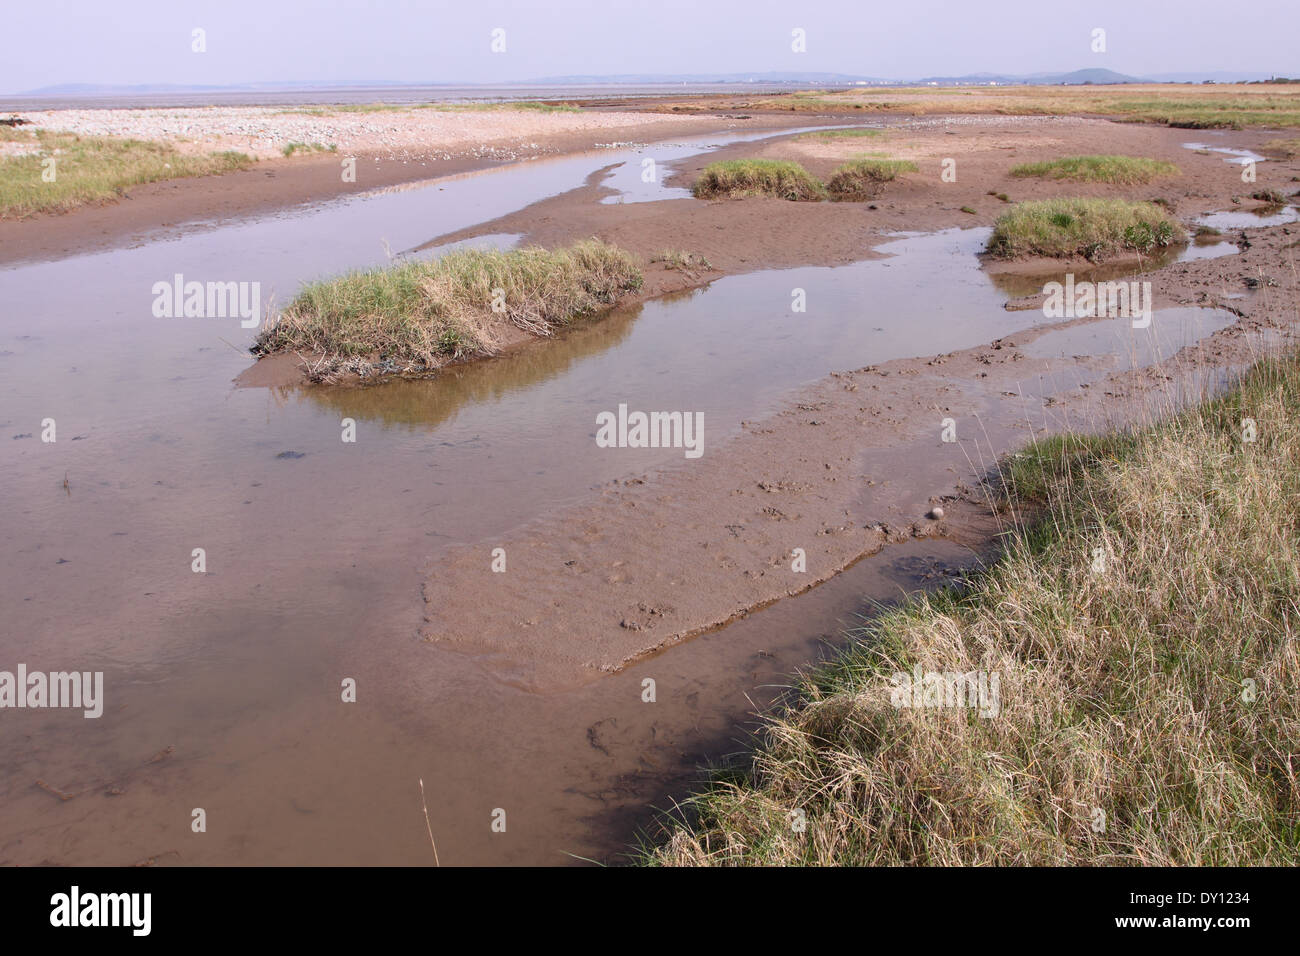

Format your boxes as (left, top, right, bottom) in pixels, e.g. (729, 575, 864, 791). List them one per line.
(3, 0, 1297, 92)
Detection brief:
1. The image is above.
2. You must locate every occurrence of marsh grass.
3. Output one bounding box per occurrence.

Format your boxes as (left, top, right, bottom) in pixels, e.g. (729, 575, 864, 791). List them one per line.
(645, 351, 1300, 866)
(282, 141, 337, 157)
(692, 159, 827, 201)
(987, 198, 1185, 260)
(798, 127, 885, 141)
(730, 87, 1300, 129)
(826, 158, 917, 200)
(1010, 155, 1181, 185)
(254, 239, 642, 371)
(652, 249, 713, 271)
(0, 128, 252, 218)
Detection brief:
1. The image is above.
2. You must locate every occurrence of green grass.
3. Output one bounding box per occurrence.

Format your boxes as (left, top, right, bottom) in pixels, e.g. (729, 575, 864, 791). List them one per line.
(798, 127, 885, 141)
(645, 351, 1300, 866)
(987, 198, 1185, 260)
(280, 100, 581, 116)
(651, 249, 713, 271)
(825, 158, 917, 200)
(692, 159, 827, 201)
(281, 141, 337, 157)
(1009, 155, 1181, 185)
(0, 128, 252, 219)
(254, 239, 642, 373)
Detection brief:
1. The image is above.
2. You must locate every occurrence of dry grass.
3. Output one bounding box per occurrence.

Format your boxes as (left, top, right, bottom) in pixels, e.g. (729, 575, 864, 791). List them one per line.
(705, 85, 1300, 129)
(253, 239, 642, 375)
(645, 351, 1300, 866)
(0, 127, 252, 218)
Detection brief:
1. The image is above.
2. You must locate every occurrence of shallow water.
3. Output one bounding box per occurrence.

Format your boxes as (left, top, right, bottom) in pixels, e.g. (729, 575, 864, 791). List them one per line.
(1182, 141, 1269, 166)
(1195, 205, 1299, 230)
(1025, 307, 1234, 371)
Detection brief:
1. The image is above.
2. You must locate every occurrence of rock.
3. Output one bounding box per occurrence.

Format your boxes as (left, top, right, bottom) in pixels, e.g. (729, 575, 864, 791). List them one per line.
(928, 506, 945, 520)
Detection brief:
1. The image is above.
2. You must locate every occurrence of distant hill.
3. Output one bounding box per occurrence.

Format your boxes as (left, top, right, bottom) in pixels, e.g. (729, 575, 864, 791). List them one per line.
(16, 67, 1294, 98)
(914, 68, 1141, 86)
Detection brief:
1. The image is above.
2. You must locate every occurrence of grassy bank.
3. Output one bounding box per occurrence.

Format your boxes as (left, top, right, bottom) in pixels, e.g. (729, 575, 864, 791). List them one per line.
(987, 198, 1185, 260)
(646, 351, 1300, 866)
(692, 159, 827, 201)
(254, 239, 642, 370)
(1009, 155, 1181, 184)
(719, 86, 1300, 129)
(826, 158, 917, 200)
(0, 128, 252, 218)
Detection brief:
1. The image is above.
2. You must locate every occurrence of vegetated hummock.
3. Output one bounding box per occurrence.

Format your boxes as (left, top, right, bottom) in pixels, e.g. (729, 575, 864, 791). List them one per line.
(254, 239, 642, 372)
(692, 159, 827, 201)
(651, 249, 713, 272)
(719, 86, 1300, 129)
(646, 351, 1300, 866)
(0, 128, 252, 218)
(798, 127, 885, 141)
(826, 158, 918, 200)
(987, 198, 1185, 260)
(1009, 154, 1181, 185)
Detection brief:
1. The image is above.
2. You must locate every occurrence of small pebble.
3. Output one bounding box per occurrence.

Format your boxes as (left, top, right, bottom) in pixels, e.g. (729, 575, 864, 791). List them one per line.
(928, 506, 944, 520)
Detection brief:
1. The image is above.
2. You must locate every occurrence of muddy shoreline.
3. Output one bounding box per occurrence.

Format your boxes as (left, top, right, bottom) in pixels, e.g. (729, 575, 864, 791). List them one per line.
(3, 107, 1298, 865)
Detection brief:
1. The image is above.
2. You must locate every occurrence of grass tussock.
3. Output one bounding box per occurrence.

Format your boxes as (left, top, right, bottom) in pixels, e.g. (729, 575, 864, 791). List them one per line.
(282, 141, 337, 157)
(651, 249, 713, 271)
(692, 159, 827, 201)
(1010, 154, 1181, 185)
(987, 198, 1185, 260)
(826, 158, 917, 200)
(254, 239, 642, 371)
(0, 128, 252, 218)
(799, 127, 885, 141)
(646, 352, 1300, 866)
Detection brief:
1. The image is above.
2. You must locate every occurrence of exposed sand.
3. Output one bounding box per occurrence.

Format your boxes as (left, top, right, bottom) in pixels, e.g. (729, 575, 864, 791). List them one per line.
(9, 104, 728, 161)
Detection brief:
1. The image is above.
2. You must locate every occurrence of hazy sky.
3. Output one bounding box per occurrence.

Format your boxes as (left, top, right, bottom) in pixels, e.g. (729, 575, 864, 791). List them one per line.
(4, 0, 1297, 91)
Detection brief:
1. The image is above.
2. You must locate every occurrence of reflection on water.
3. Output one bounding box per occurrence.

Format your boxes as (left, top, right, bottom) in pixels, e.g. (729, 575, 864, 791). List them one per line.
(1196, 205, 1299, 230)
(295, 304, 642, 430)
(1025, 307, 1234, 371)
(987, 244, 1186, 298)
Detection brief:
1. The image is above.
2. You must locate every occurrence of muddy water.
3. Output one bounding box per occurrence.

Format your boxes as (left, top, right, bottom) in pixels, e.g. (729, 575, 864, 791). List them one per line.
(0, 139, 1232, 865)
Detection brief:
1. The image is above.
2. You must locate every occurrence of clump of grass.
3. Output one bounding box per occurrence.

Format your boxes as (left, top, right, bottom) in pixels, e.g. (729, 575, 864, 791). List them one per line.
(799, 127, 884, 141)
(1264, 138, 1300, 158)
(282, 141, 336, 157)
(0, 129, 252, 218)
(644, 351, 1300, 866)
(987, 198, 1185, 260)
(255, 239, 642, 372)
(825, 158, 917, 200)
(692, 159, 827, 201)
(1251, 188, 1286, 204)
(651, 250, 713, 271)
(1009, 155, 1181, 185)
(959, 205, 977, 215)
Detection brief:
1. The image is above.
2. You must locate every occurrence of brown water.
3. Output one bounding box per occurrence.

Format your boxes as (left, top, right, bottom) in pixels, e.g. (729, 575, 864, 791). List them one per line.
(0, 145, 1235, 864)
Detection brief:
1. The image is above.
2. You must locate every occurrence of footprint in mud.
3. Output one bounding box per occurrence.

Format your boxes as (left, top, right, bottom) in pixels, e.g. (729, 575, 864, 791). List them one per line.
(619, 602, 672, 631)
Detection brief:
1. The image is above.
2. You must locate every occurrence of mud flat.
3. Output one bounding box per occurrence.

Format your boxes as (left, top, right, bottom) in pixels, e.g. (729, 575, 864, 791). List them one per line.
(2, 110, 1297, 865)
